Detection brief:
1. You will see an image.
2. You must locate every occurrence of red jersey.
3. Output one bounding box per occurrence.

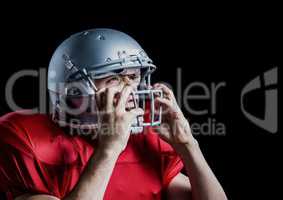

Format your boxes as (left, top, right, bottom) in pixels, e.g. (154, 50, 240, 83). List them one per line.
(0, 110, 183, 200)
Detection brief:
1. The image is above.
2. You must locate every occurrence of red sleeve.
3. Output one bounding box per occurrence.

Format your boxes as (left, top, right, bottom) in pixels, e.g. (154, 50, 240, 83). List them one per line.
(0, 121, 54, 199)
(0, 124, 26, 197)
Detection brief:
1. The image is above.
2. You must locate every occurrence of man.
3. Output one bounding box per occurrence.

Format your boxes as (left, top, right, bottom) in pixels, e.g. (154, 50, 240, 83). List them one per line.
(0, 28, 227, 200)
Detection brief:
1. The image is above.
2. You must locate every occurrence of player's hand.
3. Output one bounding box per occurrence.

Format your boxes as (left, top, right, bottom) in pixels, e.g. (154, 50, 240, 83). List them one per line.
(153, 83, 197, 150)
(96, 85, 144, 155)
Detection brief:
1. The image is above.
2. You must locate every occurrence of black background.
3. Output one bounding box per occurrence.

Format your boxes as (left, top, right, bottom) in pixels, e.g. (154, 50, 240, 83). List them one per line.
(0, 4, 281, 199)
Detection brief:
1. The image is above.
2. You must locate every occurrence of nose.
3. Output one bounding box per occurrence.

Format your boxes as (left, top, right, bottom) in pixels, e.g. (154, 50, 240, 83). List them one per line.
(122, 76, 132, 85)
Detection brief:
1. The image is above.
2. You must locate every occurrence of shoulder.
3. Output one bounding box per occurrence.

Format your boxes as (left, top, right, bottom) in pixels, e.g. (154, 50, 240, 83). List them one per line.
(0, 110, 74, 163)
(0, 110, 56, 144)
(0, 109, 52, 126)
(0, 110, 52, 132)
(0, 110, 46, 148)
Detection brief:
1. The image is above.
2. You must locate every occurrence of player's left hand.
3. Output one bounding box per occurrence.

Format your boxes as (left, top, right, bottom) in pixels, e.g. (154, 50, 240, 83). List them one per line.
(153, 83, 198, 151)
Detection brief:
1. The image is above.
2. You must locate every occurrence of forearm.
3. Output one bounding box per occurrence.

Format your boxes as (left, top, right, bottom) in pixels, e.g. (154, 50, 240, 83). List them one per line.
(64, 148, 120, 200)
(176, 142, 227, 200)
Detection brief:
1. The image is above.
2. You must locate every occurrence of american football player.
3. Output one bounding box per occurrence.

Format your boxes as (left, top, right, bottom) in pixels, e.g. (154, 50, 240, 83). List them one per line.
(0, 28, 227, 200)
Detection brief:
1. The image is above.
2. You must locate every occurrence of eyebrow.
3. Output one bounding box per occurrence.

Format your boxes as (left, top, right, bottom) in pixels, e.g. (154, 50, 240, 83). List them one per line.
(120, 69, 141, 75)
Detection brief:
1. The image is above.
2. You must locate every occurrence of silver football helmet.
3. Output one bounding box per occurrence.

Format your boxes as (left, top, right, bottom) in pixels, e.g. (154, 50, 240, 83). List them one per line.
(48, 28, 162, 133)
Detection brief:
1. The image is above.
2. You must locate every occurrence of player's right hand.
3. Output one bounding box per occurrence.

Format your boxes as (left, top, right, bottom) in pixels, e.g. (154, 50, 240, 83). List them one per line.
(95, 85, 144, 155)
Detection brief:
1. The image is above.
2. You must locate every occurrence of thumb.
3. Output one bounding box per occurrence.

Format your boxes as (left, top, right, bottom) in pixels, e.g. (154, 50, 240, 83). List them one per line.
(129, 108, 144, 118)
(126, 108, 144, 122)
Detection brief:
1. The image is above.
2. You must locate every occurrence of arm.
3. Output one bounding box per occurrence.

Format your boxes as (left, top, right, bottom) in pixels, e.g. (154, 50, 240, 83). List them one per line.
(15, 194, 60, 200)
(167, 173, 192, 200)
(154, 83, 227, 200)
(15, 85, 143, 200)
(168, 141, 227, 200)
(15, 149, 119, 200)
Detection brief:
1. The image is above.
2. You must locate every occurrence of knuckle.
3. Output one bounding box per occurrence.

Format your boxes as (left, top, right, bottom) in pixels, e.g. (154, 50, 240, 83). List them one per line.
(105, 110, 113, 115)
(115, 110, 124, 119)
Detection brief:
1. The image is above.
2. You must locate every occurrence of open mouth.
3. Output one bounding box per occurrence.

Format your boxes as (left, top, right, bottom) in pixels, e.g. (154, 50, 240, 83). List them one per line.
(125, 95, 138, 111)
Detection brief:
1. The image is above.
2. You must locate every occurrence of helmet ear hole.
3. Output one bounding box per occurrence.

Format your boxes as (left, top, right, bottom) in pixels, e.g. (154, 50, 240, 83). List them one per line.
(67, 86, 82, 96)
(65, 96, 83, 109)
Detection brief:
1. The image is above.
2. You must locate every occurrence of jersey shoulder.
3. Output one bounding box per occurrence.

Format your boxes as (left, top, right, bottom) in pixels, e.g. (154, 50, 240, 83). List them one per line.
(0, 111, 87, 197)
(0, 110, 81, 165)
(0, 110, 58, 147)
(0, 110, 53, 129)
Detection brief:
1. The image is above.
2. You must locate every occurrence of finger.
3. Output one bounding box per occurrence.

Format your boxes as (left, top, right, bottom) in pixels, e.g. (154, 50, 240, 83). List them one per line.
(124, 108, 144, 124)
(129, 108, 144, 117)
(155, 97, 172, 108)
(95, 88, 106, 110)
(125, 108, 144, 123)
(96, 87, 107, 95)
(155, 97, 174, 116)
(153, 83, 174, 96)
(116, 86, 134, 112)
(153, 124, 171, 141)
(105, 86, 120, 112)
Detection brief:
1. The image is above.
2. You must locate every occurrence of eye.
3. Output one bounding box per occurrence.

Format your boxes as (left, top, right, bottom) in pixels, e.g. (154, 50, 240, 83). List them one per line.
(106, 76, 120, 84)
(128, 74, 140, 81)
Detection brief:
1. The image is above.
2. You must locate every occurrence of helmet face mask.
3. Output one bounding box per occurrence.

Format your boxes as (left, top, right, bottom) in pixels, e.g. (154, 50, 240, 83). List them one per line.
(48, 28, 163, 134)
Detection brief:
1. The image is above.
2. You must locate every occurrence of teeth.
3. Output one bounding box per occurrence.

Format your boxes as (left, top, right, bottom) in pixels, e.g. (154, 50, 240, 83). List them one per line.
(130, 116, 144, 134)
(131, 126, 143, 134)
